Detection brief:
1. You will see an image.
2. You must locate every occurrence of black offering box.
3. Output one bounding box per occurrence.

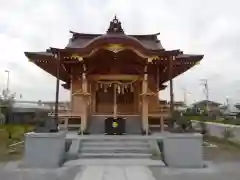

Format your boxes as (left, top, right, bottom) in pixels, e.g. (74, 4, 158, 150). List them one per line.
(104, 117, 126, 135)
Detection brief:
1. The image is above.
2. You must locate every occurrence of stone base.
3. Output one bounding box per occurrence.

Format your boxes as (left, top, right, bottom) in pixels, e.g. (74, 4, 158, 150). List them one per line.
(78, 130, 89, 135)
(23, 131, 66, 168)
(141, 128, 152, 135)
(88, 115, 142, 134)
(163, 133, 203, 168)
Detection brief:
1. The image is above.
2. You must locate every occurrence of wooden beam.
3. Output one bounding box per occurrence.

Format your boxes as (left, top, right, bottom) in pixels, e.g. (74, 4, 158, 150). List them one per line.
(87, 74, 142, 81)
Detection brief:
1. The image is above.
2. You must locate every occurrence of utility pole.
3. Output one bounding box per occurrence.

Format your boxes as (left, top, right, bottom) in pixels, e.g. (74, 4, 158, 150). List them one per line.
(200, 79, 209, 113)
(225, 96, 230, 112)
(183, 88, 187, 105)
(5, 70, 10, 94)
(182, 87, 192, 106)
(182, 88, 187, 105)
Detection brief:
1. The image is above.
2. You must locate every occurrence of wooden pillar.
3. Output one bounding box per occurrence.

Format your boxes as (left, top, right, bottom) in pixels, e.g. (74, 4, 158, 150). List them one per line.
(92, 82, 96, 113)
(137, 82, 141, 113)
(81, 70, 88, 133)
(66, 76, 71, 130)
(169, 56, 175, 116)
(69, 75, 73, 111)
(142, 65, 149, 135)
(133, 82, 138, 113)
(64, 118, 69, 130)
(113, 84, 117, 118)
(53, 52, 61, 132)
(160, 116, 164, 132)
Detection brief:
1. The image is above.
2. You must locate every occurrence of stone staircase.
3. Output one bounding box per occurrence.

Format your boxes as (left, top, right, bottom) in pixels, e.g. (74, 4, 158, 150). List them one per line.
(78, 139, 152, 159)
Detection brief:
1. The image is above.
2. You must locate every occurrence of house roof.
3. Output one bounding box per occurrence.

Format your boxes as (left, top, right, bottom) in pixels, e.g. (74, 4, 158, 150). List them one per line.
(192, 100, 221, 106)
(11, 100, 69, 113)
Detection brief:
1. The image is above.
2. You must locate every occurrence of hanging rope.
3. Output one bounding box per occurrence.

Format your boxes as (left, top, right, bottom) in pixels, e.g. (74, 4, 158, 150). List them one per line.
(97, 79, 138, 85)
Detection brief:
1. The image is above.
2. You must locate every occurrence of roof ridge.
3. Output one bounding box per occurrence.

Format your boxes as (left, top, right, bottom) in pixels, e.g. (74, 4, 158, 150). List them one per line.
(69, 31, 160, 37)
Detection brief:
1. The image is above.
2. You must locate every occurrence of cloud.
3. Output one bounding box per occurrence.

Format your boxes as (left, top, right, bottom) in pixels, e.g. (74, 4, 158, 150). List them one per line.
(0, 0, 240, 105)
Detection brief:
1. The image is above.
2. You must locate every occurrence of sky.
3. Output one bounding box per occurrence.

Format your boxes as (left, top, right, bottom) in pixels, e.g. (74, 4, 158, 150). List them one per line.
(0, 0, 240, 105)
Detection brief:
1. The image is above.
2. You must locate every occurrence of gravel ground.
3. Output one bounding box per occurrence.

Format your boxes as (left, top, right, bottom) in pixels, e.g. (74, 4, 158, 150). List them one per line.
(203, 143, 240, 163)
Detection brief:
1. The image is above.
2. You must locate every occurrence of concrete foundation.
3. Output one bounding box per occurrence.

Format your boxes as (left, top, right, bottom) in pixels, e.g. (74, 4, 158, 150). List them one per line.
(23, 131, 66, 168)
(163, 133, 203, 168)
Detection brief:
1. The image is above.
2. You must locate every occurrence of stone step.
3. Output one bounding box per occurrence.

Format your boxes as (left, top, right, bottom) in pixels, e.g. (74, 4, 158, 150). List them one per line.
(78, 152, 152, 159)
(78, 139, 152, 159)
(64, 158, 165, 166)
(80, 147, 151, 154)
(81, 141, 149, 147)
(81, 138, 150, 141)
(80, 145, 150, 151)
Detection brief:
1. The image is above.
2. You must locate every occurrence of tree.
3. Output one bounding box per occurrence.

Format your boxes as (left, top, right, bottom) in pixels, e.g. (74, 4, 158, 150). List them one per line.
(0, 89, 16, 124)
(170, 110, 194, 133)
(0, 109, 5, 124)
(0, 90, 16, 139)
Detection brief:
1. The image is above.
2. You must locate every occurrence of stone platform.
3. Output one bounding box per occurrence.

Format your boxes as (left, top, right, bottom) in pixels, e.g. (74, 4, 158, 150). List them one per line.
(22, 131, 204, 169)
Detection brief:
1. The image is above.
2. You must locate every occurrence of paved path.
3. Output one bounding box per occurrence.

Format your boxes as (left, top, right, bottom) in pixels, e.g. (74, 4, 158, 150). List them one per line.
(74, 166, 155, 180)
(0, 163, 156, 180)
(2, 162, 240, 180)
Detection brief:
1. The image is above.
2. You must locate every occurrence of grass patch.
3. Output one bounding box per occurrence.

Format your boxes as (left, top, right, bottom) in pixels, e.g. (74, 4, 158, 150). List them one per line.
(0, 124, 34, 162)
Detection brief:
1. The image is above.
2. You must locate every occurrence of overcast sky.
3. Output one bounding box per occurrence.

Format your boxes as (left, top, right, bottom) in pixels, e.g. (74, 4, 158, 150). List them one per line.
(0, 0, 240, 105)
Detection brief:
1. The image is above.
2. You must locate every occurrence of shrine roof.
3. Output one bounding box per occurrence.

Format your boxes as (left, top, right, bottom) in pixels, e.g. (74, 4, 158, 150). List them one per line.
(24, 16, 204, 86)
(68, 31, 163, 50)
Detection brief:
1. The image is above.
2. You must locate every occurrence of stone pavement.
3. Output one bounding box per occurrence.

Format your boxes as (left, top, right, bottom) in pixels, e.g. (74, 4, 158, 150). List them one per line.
(1, 161, 240, 180)
(74, 166, 155, 180)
